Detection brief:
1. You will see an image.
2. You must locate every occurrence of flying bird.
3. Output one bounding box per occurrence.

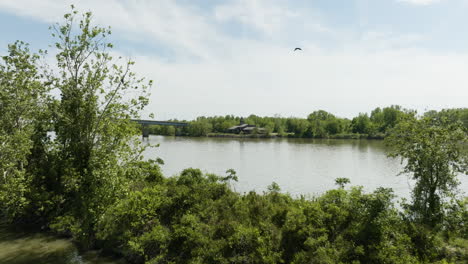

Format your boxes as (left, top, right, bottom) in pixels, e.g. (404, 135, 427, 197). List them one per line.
(294, 47, 302, 51)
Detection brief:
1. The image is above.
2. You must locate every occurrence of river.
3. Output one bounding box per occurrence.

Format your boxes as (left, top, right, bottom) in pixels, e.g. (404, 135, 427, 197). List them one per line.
(2, 136, 467, 263)
(144, 136, 467, 198)
(146, 136, 418, 198)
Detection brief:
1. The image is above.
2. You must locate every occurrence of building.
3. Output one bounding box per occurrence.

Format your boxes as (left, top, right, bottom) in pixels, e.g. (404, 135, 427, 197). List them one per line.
(227, 118, 266, 134)
(241, 126, 266, 134)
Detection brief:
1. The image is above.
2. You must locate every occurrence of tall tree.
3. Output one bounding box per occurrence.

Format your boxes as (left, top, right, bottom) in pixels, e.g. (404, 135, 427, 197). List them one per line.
(46, 7, 152, 245)
(386, 115, 468, 226)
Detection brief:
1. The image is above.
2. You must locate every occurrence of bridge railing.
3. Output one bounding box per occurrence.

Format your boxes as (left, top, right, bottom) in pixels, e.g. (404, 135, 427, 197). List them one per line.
(131, 119, 189, 127)
(131, 119, 189, 138)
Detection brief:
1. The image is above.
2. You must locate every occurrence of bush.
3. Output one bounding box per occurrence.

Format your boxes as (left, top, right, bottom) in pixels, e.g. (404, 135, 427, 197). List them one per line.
(95, 172, 465, 263)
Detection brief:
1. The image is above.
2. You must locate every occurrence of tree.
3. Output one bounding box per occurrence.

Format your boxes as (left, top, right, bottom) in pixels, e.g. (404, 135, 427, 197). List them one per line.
(307, 110, 335, 122)
(45, 7, 152, 245)
(386, 115, 468, 226)
(324, 118, 342, 135)
(381, 106, 402, 131)
(187, 119, 213, 136)
(0, 41, 48, 221)
(287, 118, 310, 138)
(308, 110, 337, 137)
(425, 108, 468, 129)
(351, 113, 371, 134)
(335, 178, 350, 189)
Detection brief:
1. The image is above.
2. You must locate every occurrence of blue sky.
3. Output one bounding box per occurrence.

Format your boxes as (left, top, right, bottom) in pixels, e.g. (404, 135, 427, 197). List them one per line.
(0, 0, 467, 120)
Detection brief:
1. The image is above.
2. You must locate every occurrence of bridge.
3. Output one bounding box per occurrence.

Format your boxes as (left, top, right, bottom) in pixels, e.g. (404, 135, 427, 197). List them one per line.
(131, 119, 189, 138)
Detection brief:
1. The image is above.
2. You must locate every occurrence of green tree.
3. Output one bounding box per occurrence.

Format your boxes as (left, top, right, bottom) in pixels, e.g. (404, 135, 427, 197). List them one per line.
(287, 118, 310, 138)
(351, 113, 371, 134)
(324, 118, 342, 135)
(335, 178, 350, 189)
(307, 110, 335, 122)
(307, 110, 336, 137)
(187, 118, 213, 136)
(0, 42, 48, 221)
(381, 106, 402, 131)
(45, 7, 152, 246)
(386, 116, 468, 226)
(425, 108, 468, 129)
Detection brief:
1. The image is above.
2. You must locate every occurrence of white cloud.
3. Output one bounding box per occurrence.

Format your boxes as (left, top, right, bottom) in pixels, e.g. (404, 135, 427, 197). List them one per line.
(0, 0, 225, 60)
(214, 0, 330, 38)
(214, 0, 297, 35)
(134, 45, 468, 120)
(0, 0, 466, 120)
(397, 0, 446, 5)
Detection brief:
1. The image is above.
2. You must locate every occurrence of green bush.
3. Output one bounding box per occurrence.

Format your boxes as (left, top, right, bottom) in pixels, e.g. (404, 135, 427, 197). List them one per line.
(95, 170, 465, 263)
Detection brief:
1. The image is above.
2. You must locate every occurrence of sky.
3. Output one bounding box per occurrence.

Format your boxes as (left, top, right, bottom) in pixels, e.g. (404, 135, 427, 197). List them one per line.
(0, 0, 467, 120)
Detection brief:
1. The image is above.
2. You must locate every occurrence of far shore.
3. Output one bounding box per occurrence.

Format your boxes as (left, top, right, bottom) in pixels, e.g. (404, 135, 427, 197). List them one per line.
(148, 132, 385, 140)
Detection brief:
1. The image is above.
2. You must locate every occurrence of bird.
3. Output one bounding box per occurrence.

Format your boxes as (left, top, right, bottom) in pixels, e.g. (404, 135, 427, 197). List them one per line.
(294, 47, 302, 51)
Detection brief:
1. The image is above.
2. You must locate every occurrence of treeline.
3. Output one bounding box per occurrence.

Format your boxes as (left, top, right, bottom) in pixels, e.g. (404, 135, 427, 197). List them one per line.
(149, 107, 468, 139)
(1, 8, 467, 264)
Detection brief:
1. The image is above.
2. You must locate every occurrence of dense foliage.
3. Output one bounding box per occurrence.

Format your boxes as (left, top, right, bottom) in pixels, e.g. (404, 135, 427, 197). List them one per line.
(0, 41, 49, 220)
(0, 8, 467, 264)
(149, 107, 468, 139)
(386, 115, 468, 227)
(0, 7, 152, 247)
(96, 169, 467, 264)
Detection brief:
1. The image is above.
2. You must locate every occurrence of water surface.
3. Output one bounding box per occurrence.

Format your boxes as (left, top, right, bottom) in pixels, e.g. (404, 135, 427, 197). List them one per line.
(144, 136, 468, 198)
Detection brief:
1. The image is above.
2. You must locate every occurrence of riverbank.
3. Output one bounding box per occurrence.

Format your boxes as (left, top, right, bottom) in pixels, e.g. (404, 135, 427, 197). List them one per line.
(152, 132, 385, 140)
(206, 132, 279, 138)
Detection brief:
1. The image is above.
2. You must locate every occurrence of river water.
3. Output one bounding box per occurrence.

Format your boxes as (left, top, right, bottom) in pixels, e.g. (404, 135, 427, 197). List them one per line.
(144, 136, 467, 198)
(145, 136, 405, 197)
(3, 136, 467, 263)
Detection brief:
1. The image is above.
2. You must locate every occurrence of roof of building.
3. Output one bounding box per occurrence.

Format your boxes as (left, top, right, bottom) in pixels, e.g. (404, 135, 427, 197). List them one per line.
(228, 124, 250, 130)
